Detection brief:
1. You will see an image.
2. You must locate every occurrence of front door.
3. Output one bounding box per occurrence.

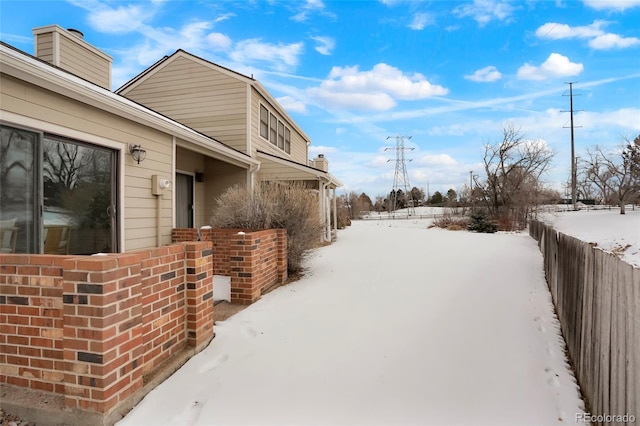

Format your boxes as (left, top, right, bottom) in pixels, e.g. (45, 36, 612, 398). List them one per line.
(175, 172, 194, 228)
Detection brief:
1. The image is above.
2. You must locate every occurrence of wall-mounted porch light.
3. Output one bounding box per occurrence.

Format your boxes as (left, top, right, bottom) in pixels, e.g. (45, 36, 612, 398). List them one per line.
(129, 144, 147, 164)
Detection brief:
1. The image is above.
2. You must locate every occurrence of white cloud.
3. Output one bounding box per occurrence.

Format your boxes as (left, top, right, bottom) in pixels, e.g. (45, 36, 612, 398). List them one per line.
(589, 33, 640, 49)
(535, 21, 607, 40)
(308, 145, 338, 156)
(307, 63, 448, 111)
(85, 4, 152, 33)
(291, 0, 332, 22)
(415, 153, 458, 167)
(535, 20, 639, 50)
(230, 39, 304, 72)
(408, 13, 435, 30)
(310, 36, 335, 55)
(517, 53, 583, 81)
(465, 65, 502, 82)
(453, 0, 515, 27)
(277, 96, 307, 114)
(583, 0, 640, 11)
(577, 108, 640, 131)
(206, 33, 232, 51)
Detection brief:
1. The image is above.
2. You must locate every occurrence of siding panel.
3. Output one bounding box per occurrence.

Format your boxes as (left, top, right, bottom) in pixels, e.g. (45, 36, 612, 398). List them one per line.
(122, 55, 248, 153)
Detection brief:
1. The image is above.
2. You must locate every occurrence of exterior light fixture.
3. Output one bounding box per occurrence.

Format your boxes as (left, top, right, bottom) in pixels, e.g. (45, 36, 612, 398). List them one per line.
(129, 144, 146, 164)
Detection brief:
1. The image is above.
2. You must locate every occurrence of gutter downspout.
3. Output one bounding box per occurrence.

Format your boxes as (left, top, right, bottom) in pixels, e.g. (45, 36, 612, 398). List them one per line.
(332, 185, 338, 241)
(249, 163, 261, 191)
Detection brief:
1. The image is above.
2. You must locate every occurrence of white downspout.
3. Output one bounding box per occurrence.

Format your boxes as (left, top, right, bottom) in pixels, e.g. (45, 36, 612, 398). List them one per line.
(249, 163, 261, 191)
(332, 186, 338, 240)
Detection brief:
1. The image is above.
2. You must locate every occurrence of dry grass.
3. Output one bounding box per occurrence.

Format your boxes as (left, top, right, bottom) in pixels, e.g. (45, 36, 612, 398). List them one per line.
(430, 215, 470, 230)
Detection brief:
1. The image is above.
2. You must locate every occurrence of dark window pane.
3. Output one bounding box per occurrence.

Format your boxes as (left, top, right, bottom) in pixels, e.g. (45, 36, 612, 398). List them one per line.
(0, 125, 38, 253)
(43, 136, 115, 254)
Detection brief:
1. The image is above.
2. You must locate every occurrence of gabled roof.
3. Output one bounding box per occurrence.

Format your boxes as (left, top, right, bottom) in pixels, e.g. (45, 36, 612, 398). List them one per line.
(116, 49, 311, 142)
(0, 42, 257, 169)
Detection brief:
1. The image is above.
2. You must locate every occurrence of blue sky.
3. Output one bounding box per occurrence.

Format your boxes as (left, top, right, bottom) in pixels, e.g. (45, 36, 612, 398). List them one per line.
(1, 0, 639, 198)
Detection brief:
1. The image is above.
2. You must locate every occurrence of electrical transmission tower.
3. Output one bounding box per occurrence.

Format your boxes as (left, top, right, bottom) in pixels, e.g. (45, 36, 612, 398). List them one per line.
(385, 135, 415, 216)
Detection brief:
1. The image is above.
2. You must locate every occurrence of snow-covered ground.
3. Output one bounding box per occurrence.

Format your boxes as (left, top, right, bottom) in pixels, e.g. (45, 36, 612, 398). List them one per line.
(537, 207, 640, 267)
(118, 218, 587, 426)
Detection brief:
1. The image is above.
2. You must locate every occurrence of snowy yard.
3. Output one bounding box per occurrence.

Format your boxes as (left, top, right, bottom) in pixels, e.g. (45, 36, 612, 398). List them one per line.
(538, 207, 640, 267)
(118, 217, 590, 426)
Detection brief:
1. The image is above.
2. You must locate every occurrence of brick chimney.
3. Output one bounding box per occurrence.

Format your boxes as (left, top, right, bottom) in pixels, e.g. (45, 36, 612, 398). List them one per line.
(312, 154, 329, 172)
(32, 25, 113, 90)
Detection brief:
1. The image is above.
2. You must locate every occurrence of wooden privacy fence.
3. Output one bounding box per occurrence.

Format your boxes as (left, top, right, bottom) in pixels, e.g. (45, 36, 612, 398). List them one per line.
(530, 220, 639, 425)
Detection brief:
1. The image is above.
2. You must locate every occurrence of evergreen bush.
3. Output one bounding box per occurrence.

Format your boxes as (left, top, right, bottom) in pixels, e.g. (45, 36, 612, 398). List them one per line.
(467, 211, 498, 233)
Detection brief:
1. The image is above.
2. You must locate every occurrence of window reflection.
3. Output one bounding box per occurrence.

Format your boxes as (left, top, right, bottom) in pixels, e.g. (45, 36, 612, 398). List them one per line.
(0, 126, 37, 253)
(43, 137, 114, 254)
(0, 124, 117, 254)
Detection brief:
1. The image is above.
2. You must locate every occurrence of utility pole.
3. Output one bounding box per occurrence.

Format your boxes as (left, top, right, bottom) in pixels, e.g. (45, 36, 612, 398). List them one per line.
(469, 170, 474, 208)
(563, 82, 581, 211)
(385, 135, 415, 216)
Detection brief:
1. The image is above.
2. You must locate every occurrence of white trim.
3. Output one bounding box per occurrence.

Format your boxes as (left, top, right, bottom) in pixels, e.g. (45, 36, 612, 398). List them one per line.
(172, 137, 177, 228)
(246, 84, 252, 155)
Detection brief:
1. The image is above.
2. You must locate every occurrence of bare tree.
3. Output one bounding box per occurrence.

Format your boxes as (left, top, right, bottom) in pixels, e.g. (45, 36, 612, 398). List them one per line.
(477, 124, 555, 230)
(581, 136, 640, 214)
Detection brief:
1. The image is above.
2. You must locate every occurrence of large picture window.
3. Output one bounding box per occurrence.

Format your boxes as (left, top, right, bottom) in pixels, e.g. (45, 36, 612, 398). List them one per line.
(0, 124, 119, 254)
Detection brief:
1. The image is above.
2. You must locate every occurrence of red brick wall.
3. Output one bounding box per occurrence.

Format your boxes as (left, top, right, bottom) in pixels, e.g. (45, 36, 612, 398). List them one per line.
(172, 228, 287, 304)
(137, 245, 187, 377)
(0, 241, 214, 419)
(0, 255, 68, 395)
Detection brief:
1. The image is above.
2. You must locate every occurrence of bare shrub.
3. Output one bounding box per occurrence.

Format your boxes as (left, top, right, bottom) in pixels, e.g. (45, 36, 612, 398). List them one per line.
(210, 182, 324, 274)
(430, 215, 470, 230)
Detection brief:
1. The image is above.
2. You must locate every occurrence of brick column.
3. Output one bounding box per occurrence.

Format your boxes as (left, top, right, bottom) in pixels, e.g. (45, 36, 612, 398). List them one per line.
(61, 254, 143, 414)
(276, 229, 288, 284)
(229, 233, 261, 305)
(184, 242, 214, 350)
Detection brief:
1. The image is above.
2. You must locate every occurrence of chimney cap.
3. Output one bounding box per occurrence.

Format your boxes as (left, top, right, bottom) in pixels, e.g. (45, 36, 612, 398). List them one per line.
(318, 154, 324, 158)
(67, 28, 84, 38)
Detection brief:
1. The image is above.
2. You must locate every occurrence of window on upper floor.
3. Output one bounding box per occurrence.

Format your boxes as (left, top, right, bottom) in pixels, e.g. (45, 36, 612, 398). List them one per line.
(260, 105, 269, 139)
(284, 127, 291, 154)
(260, 103, 292, 155)
(269, 113, 277, 146)
(277, 121, 285, 150)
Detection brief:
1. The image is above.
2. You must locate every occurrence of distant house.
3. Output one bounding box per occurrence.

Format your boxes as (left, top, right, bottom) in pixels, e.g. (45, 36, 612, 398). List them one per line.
(0, 25, 341, 255)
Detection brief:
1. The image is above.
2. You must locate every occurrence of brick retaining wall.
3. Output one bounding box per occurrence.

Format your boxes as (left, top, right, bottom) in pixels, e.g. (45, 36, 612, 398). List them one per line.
(172, 228, 287, 304)
(0, 241, 214, 425)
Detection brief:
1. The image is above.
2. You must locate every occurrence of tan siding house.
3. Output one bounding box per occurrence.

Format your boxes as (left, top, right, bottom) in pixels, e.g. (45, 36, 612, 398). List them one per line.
(0, 27, 258, 255)
(118, 49, 342, 241)
(1, 25, 341, 256)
